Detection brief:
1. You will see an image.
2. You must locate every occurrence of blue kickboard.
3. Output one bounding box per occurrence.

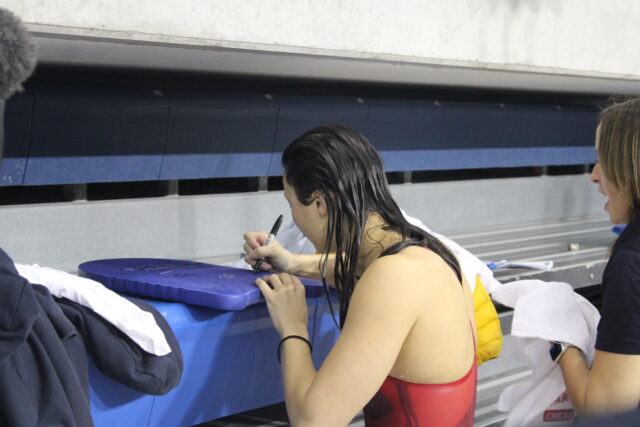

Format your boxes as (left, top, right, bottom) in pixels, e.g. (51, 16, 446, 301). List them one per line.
(78, 258, 325, 311)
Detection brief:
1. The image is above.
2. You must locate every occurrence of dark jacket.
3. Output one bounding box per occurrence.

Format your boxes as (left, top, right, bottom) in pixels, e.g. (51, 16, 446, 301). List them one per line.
(0, 248, 183, 426)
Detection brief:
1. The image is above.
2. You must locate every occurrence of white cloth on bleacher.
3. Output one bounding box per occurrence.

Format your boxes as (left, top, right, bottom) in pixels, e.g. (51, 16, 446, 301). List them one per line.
(492, 279, 600, 427)
(15, 263, 172, 356)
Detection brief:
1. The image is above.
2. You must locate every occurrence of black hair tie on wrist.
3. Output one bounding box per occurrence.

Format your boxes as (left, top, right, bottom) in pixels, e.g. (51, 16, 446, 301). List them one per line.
(277, 335, 312, 363)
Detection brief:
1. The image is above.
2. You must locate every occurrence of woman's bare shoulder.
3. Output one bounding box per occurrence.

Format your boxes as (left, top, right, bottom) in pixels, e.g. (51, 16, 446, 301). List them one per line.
(371, 245, 453, 273)
(359, 245, 453, 294)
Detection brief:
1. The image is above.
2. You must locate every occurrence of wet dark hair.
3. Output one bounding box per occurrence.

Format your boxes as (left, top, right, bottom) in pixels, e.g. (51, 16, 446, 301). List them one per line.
(282, 124, 462, 327)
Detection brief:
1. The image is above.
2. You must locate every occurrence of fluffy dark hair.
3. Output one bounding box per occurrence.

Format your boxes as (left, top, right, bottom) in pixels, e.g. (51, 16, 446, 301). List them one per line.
(282, 124, 462, 327)
(0, 8, 38, 100)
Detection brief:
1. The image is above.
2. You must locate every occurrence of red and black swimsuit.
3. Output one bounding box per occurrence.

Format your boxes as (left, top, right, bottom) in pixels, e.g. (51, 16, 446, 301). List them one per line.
(363, 246, 477, 426)
(363, 350, 476, 427)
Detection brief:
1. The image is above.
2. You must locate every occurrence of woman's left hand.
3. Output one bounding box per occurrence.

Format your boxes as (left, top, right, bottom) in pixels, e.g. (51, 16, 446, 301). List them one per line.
(256, 273, 309, 338)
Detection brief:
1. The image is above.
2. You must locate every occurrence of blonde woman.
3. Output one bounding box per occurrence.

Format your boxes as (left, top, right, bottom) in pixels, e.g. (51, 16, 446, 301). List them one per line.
(554, 98, 640, 417)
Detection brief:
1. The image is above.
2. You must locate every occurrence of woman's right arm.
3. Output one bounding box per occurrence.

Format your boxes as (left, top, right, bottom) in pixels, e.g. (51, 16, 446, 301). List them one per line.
(559, 247, 640, 416)
(558, 349, 640, 416)
(243, 231, 336, 285)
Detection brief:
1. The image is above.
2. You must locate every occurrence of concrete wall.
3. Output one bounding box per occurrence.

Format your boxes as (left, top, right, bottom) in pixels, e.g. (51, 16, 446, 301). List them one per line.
(2, 1, 640, 93)
(3, 0, 638, 76)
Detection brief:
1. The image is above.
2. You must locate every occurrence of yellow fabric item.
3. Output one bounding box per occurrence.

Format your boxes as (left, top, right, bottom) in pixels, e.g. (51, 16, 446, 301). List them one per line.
(473, 275, 503, 365)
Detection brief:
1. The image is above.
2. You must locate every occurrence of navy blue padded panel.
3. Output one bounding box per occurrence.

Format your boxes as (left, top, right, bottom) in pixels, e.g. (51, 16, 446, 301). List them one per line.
(502, 103, 566, 148)
(160, 90, 278, 179)
(1, 92, 33, 186)
(370, 100, 597, 171)
(366, 98, 442, 172)
(268, 95, 369, 175)
(440, 102, 594, 150)
(380, 146, 596, 170)
(559, 105, 599, 147)
(426, 102, 596, 168)
(438, 102, 510, 149)
(24, 86, 169, 185)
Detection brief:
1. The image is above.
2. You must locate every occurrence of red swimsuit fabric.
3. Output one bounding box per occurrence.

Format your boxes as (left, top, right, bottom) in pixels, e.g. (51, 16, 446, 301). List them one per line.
(363, 356, 477, 427)
(363, 246, 477, 426)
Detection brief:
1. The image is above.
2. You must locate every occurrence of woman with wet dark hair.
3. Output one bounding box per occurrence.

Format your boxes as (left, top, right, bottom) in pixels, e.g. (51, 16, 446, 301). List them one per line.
(243, 124, 477, 426)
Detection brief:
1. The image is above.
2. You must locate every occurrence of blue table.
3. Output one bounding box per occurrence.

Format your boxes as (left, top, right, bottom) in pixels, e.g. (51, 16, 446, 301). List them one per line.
(89, 294, 340, 427)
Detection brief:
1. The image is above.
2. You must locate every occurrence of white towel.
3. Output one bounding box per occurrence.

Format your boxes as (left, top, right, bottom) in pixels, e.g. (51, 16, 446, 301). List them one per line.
(492, 280, 600, 427)
(403, 211, 502, 293)
(275, 220, 318, 256)
(15, 263, 172, 356)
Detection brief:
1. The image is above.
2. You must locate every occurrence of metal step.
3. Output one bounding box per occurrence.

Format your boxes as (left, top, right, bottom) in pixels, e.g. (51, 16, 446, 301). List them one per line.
(457, 215, 613, 289)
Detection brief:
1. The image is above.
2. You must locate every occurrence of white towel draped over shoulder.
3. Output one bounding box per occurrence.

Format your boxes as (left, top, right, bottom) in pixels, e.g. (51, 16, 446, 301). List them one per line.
(15, 263, 172, 356)
(402, 211, 502, 294)
(492, 280, 600, 427)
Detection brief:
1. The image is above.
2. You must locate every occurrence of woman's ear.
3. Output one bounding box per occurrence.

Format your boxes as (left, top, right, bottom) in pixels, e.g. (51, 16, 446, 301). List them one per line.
(311, 191, 328, 217)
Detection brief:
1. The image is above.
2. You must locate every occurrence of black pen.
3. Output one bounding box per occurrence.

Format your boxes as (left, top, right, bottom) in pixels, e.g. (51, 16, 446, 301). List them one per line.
(253, 214, 284, 271)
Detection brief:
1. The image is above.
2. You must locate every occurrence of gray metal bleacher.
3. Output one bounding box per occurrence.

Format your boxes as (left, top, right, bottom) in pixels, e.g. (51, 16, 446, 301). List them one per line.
(464, 216, 611, 288)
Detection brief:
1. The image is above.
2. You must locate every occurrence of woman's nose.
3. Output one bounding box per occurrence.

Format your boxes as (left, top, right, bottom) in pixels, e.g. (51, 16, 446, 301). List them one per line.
(590, 163, 601, 183)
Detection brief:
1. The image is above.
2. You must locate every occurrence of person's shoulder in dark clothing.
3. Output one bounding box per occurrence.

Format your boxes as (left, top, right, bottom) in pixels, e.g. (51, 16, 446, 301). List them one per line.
(596, 214, 640, 355)
(0, 247, 39, 362)
(0, 248, 94, 427)
(575, 408, 640, 427)
(614, 213, 640, 253)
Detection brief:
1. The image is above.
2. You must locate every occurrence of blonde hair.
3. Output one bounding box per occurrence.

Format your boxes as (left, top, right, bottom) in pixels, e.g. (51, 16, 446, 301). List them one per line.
(598, 97, 640, 217)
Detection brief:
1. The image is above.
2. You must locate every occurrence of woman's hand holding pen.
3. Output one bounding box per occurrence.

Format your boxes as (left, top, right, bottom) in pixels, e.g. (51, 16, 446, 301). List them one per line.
(243, 231, 295, 273)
